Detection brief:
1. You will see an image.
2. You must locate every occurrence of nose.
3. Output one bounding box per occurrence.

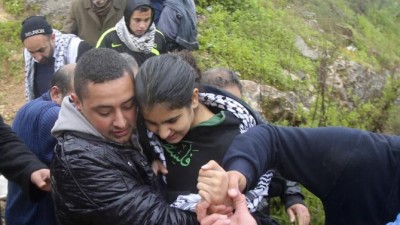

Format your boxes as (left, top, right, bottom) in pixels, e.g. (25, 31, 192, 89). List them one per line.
(139, 22, 147, 29)
(158, 125, 171, 140)
(32, 53, 43, 62)
(113, 109, 127, 128)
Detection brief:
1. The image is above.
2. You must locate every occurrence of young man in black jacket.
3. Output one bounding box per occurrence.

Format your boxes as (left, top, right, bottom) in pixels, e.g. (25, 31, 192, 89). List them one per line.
(50, 48, 198, 225)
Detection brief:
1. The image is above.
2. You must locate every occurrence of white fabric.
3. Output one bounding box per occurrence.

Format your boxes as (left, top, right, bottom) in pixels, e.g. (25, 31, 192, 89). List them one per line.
(24, 29, 83, 101)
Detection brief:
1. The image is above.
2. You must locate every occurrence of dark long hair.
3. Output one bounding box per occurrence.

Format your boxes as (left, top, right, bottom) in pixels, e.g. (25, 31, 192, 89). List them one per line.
(135, 54, 200, 110)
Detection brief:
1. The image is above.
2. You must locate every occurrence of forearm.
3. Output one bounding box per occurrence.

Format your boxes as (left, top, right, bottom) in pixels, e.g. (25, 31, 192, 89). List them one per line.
(0, 118, 47, 197)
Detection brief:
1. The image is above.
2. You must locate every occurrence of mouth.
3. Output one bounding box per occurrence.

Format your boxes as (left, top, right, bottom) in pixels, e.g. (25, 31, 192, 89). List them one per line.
(113, 129, 129, 138)
(166, 133, 178, 143)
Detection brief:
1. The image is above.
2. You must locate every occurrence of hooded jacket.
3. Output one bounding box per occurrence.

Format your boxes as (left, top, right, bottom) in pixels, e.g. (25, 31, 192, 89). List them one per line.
(50, 97, 198, 225)
(96, 0, 166, 65)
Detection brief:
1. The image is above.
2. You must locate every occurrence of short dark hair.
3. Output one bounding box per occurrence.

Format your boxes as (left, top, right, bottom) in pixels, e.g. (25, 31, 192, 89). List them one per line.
(201, 68, 242, 94)
(135, 54, 200, 110)
(120, 52, 139, 73)
(74, 48, 134, 100)
(50, 64, 75, 96)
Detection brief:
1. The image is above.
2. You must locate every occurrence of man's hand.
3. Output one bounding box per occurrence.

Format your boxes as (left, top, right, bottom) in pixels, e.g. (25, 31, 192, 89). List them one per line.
(30, 168, 51, 192)
(196, 188, 257, 225)
(197, 160, 229, 205)
(286, 203, 310, 225)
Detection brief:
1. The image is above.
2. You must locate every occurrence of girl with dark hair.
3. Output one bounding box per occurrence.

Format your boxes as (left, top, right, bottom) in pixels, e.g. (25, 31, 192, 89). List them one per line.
(135, 54, 302, 225)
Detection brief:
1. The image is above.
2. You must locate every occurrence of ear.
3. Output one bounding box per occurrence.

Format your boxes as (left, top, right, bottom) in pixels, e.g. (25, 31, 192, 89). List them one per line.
(49, 33, 55, 45)
(50, 86, 62, 105)
(71, 93, 82, 111)
(191, 88, 199, 109)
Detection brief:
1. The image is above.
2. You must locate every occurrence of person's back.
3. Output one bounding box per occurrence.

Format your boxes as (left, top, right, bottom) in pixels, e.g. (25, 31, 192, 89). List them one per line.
(62, 0, 126, 46)
(96, 0, 166, 65)
(157, 0, 198, 51)
(5, 65, 75, 225)
(50, 48, 198, 225)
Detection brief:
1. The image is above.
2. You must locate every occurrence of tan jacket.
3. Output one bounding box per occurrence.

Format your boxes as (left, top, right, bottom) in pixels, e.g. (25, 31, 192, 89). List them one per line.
(62, 0, 126, 46)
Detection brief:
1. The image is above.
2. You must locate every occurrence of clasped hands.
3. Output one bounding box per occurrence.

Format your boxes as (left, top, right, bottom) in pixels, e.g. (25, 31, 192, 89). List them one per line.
(196, 160, 255, 225)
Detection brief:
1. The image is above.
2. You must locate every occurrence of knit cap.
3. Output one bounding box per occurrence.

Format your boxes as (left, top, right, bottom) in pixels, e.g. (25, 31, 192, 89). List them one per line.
(20, 16, 52, 42)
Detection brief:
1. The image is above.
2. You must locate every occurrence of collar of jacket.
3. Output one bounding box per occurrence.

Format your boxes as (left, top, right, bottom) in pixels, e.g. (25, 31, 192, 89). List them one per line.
(83, 0, 125, 10)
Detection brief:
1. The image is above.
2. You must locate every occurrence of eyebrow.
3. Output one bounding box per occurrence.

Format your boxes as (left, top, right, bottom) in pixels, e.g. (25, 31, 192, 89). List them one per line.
(28, 47, 46, 54)
(93, 96, 136, 109)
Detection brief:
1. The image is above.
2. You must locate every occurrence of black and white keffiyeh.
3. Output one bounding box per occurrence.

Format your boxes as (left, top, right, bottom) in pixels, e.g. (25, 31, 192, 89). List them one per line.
(115, 17, 156, 54)
(24, 29, 80, 101)
(147, 92, 273, 212)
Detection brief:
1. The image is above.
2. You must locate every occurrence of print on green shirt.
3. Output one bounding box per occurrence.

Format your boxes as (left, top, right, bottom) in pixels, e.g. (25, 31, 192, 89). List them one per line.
(163, 141, 199, 167)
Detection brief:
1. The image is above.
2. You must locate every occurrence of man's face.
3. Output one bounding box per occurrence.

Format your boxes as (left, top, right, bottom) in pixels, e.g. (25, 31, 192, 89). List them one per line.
(91, 0, 109, 7)
(74, 72, 137, 144)
(129, 9, 152, 37)
(23, 34, 55, 64)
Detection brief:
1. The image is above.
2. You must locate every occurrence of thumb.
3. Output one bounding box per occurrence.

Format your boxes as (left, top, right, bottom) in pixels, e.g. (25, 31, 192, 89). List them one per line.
(287, 208, 295, 223)
(160, 164, 169, 175)
(228, 189, 247, 212)
(201, 160, 224, 171)
(196, 200, 210, 222)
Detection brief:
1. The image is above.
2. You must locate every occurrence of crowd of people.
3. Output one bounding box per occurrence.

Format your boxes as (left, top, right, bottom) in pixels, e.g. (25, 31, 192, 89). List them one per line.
(0, 0, 399, 225)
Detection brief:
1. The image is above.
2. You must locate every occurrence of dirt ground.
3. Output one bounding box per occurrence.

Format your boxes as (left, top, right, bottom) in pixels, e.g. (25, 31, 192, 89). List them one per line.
(0, 76, 25, 124)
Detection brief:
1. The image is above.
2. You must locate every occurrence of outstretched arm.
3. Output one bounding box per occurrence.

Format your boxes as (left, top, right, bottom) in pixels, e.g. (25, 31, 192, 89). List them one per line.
(0, 116, 50, 198)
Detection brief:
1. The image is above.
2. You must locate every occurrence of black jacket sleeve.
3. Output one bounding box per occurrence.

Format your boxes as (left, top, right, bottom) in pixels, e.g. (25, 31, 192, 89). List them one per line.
(223, 124, 357, 198)
(0, 115, 47, 199)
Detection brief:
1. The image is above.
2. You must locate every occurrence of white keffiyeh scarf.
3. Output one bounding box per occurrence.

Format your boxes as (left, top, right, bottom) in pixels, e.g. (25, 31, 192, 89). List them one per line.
(115, 17, 156, 54)
(24, 29, 80, 101)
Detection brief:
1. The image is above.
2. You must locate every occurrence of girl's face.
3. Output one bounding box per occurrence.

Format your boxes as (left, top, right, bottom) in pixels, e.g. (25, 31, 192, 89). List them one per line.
(142, 104, 195, 144)
(141, 89, 199, 144)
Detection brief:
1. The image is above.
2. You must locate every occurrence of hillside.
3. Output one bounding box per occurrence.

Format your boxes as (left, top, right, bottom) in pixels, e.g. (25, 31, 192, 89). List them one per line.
(194, 0, 400, 133)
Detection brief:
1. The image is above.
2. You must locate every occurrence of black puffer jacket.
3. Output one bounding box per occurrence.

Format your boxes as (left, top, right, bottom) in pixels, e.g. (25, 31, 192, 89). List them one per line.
(51, 131, 198, 225)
